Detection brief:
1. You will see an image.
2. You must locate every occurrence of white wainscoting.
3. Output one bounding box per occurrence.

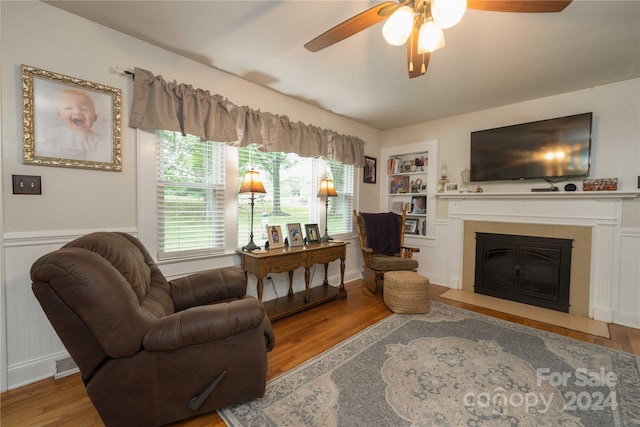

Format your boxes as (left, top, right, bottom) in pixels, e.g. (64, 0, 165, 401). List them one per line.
(1, 229, 362, 390)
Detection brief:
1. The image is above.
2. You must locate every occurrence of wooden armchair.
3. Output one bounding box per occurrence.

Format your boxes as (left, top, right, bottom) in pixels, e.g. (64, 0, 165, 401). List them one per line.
(353, 210, 420, 293)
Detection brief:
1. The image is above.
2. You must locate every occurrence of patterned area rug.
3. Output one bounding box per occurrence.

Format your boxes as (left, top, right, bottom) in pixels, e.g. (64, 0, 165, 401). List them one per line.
(219, 302, 640, 426)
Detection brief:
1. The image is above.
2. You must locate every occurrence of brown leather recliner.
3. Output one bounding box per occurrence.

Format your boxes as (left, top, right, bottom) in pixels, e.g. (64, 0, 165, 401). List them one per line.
(30, 232, 275, 427)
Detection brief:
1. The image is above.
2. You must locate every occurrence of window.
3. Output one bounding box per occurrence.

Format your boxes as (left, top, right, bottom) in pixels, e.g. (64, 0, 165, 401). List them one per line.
(156, 131, 226, 259)
(327, 161, 355, 236)
(237, 146, 355, 247)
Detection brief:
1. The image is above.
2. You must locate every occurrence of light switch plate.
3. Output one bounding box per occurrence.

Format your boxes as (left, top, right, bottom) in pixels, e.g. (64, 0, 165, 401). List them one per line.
(12, 175, 42, 195)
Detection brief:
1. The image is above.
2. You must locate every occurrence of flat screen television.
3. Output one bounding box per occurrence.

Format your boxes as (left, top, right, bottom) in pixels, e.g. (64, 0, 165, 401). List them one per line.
(470, 112, 593, 182)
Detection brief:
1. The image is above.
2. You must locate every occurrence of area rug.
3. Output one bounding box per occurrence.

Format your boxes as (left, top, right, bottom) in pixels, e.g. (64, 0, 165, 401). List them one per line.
(219, 302, 640, 426)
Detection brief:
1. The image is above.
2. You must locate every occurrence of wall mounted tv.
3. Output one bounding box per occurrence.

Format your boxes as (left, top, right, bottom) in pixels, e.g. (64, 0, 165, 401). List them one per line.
(470, 112, 593, 182)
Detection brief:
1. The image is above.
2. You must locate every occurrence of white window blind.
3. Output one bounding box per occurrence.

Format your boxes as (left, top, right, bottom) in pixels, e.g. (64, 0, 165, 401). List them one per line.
(328, 161, 355, 236)
(157, 131, 226, 259)
(237, 145, 356, 246)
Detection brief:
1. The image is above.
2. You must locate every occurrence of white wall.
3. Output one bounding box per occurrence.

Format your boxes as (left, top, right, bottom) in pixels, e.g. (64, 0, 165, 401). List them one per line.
(380, 79, 640, 225)
(379, 79, 640, 329)
(0, 1, 379, 391)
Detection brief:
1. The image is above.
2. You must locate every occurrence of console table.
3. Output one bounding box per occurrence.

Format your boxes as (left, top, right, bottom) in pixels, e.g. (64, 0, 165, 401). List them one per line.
(236, 242, 347, 320)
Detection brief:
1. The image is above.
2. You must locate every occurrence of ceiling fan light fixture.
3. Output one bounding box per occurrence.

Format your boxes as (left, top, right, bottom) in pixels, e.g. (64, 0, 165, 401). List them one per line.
(382, 5, 414, 46)
(431, 0, 467, 29)
(417, 19, 445, 54)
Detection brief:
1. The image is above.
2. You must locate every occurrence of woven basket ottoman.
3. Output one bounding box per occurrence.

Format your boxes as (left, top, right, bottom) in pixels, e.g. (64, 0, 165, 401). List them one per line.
(383, 271, 430, 314)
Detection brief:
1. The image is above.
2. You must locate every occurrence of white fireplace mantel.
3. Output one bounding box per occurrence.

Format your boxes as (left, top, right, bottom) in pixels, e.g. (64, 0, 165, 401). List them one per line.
(439, 191, 640, 200)
(440, 191, 639, 323)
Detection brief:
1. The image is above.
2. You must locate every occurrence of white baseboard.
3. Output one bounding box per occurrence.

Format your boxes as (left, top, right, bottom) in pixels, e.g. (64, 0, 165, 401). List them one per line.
(7, 351, 70, 391)
(613, 310, 640, 329)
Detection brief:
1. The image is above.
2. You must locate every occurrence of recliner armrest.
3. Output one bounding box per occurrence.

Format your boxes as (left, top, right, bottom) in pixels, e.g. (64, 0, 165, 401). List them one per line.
(143, 296, 264, 351)
(170, 266, 247, 311)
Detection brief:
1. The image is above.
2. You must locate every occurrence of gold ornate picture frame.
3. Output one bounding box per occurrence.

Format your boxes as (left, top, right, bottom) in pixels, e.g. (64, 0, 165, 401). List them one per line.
(21, 65, 122, 171)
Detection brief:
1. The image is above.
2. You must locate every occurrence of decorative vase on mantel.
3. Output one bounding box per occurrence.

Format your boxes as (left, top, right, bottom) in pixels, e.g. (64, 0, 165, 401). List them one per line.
(438, 160, 449, 193)
(460, 165, 470, 192)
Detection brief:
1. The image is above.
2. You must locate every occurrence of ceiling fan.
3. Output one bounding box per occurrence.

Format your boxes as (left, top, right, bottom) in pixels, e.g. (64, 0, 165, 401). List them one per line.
(305, 0, 572, 79)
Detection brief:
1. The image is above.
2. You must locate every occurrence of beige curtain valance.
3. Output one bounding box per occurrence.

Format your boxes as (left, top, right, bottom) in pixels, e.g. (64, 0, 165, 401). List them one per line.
(129, 67, 365, 166)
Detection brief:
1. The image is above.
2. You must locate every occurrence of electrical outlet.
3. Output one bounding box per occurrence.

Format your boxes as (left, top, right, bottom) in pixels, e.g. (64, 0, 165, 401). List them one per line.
(12, 175, 42, 195)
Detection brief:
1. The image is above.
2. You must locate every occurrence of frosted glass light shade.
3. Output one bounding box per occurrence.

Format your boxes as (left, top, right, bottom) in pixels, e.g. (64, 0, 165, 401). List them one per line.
(431, 0, 467, 29)
(417, 20, 445, 54)
(382, 5, 414, 46)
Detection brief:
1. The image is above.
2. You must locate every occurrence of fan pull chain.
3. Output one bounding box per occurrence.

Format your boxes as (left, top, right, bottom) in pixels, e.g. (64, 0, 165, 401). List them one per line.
(421, 54, 426, 75)
(409, 19, 415, 74)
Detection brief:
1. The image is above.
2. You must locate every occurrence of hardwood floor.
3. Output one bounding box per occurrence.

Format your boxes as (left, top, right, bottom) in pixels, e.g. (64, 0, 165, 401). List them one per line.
(2, 280, 639, 427)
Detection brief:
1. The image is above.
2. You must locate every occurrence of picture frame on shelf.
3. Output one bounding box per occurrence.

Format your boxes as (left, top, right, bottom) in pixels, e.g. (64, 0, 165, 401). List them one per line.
(444, 182, 460, 193)
(414, 155, 428, 168)
(410, 195, 426, 214)
(21, 64, 122, 171)
(267, 225, 284, 249)
(286, 223, 304, 246)
(305, 223, 321, 244)
(389, 175, 410, 194)
(364, 156, 376, 184)
(404, 218, 418, 234)
(391, 201, 404, 214)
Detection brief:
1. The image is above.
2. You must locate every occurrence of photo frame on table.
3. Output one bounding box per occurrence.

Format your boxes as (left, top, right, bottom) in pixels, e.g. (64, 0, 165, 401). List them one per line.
(267, 225, 284, 249)
(404, 218, 418, 234)
(21, 65, 122, 171)
(305, 223, 321, 244)
(364, 156, 377, 184)
(286, 223, 304, 247)
(444, 182, 460, 193)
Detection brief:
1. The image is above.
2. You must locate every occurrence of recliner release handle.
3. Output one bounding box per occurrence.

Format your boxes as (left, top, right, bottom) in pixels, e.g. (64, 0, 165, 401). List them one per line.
(188, 369, 228, 411)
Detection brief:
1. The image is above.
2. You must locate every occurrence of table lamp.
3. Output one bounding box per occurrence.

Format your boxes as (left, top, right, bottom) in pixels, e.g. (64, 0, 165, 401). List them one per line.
(317, 178, 338, 242)
(239, 169, 266, 251)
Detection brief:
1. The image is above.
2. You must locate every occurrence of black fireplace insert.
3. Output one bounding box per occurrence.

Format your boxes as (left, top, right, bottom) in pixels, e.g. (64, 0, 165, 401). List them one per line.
(475, 233, 573, 312)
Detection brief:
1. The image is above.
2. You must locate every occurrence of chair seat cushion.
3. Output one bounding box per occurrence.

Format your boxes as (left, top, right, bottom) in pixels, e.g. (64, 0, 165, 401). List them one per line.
(370, 255, 418, 271)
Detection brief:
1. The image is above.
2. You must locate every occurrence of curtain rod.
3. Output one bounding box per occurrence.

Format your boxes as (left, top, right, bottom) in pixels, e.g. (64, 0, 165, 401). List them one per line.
(115, 66, 135, 80)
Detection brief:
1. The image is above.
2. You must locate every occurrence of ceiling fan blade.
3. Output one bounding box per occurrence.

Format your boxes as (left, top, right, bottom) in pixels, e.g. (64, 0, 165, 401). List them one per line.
(467, 0, 572, 13)
(305, 1, 398, 52)
(407, 16, 430, 79)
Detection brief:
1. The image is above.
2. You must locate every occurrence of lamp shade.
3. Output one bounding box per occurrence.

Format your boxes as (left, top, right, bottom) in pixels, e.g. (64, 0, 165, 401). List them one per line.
(239, 169, 266, 194)
(317, 178, 338, 198)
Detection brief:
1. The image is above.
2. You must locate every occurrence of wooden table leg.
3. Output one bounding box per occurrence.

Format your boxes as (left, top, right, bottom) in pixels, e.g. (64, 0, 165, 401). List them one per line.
(288, 271, 294, 297)
(339, 258, 346, 294)
(323, 263, 329, 286)
(257, 277, 264, 301)
(304, 267, 311, 303)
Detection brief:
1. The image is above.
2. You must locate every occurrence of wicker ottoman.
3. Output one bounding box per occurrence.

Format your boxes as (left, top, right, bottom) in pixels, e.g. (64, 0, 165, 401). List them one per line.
(383, 271, 430, 314)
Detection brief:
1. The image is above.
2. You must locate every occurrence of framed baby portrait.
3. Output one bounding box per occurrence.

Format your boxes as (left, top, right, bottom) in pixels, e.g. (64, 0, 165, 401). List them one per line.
(266, 225, 284, 249)
(286, 223, 304, 247)
(21, 65, 122, 171)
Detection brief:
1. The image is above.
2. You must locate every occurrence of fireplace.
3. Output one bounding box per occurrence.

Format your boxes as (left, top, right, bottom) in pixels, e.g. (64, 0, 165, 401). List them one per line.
(442, 192, 638, 322)
(474, 233, 572, 312)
